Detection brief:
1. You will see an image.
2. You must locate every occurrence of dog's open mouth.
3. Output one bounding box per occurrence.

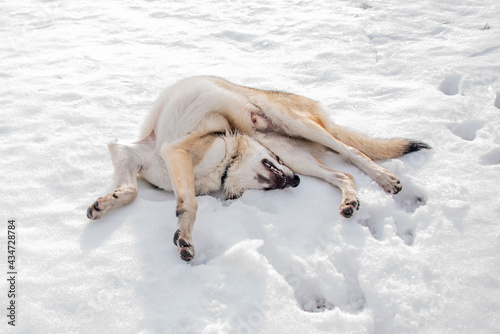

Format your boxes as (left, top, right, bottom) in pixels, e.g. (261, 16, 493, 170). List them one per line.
(262, 159, 300, 189)
(263, 159, 287, 189)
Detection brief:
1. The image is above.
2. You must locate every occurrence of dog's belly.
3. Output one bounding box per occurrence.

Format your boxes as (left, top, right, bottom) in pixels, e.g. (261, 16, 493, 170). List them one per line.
(139, 153, 173, 191)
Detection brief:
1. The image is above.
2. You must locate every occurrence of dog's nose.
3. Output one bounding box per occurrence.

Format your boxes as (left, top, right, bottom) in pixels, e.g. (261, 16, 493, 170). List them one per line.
(291, 174, 300, 188)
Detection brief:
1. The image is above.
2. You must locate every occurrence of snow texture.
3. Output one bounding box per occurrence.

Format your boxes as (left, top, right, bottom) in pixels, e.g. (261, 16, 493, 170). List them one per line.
(1, 0, 500, 333)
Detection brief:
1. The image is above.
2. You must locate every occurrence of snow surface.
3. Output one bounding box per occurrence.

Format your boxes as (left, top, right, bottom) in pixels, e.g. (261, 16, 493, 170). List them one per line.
(1, 0, 500, 333)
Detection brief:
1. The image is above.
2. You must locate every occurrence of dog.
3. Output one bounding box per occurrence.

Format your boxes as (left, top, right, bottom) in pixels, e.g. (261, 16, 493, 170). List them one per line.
(87, 76, 430, 261)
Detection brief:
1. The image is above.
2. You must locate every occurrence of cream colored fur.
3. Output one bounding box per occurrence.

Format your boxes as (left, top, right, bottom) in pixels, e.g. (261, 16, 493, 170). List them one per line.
(87, 76, 429, 262)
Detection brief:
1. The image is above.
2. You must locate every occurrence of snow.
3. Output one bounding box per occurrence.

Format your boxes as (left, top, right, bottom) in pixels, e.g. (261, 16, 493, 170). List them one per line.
(1, 0, 500, 333)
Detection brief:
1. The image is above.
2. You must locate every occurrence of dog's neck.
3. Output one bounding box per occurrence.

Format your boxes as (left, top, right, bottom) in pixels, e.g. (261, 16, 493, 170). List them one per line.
(220, 145, 238, 188)
(220, 164, 231, 187)
(220, 134, 241, 198)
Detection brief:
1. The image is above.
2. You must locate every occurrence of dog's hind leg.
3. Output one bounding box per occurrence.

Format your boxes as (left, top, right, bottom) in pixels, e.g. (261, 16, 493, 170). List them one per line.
(252, 110, 402, 195)
(86, 135, 152, 220)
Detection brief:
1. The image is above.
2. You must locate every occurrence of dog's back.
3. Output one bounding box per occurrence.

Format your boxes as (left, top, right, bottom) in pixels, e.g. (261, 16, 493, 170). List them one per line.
(139, 77, 244, 145)
(142, 76, 428, 160)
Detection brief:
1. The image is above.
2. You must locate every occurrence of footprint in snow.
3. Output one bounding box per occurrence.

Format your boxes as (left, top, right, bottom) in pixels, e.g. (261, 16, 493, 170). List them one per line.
(439, 74, 462, 96)
(480, 148, 500, 166)
(394, 221, 417, 246)
(358, 217, 384, 241)
(446, 119, 485, 141)
(259, 245, 366, 314)
(358, 178, 427, 245)
(290, 266, 366, 314)
(359, 215, 417, 246)
(394, 180, 428, 213)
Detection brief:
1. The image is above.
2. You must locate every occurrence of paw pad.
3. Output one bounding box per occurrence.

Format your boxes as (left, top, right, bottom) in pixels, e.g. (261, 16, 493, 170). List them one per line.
(86, 198, 102, 220)
(173, 230, 194, 262)
(341, 199, 360, 218)
(92, 199, 101, 211)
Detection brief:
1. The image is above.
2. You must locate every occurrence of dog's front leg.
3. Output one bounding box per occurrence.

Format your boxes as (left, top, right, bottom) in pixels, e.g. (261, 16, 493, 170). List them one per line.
(161, 143, 198, 262)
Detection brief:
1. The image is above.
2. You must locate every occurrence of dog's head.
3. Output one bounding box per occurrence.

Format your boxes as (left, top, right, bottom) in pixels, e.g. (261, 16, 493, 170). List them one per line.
(223, 136, 300, 199)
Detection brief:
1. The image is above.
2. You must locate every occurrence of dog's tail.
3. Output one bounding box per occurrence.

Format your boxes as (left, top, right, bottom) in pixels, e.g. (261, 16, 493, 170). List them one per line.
(326, 124, 431, 160)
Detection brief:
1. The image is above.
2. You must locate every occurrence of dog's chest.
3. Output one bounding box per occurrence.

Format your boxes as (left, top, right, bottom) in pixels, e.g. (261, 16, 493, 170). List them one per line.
(193, 137, 227, 194)
(139, 137, 229, 195)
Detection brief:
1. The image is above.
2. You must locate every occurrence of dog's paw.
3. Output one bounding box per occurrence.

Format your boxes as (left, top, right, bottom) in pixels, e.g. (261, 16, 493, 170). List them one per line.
(86, 187, 137, 220)
(375, 172, 402, 195)
(340, 198, 360, 218)
(173, 230, 195, 262)
(87, 197, 105, 220)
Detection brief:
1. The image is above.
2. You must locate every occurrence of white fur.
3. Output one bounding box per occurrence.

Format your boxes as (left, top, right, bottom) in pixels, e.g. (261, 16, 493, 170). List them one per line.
(88, 76, 428, 261)
(141, 77, 246, 144)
